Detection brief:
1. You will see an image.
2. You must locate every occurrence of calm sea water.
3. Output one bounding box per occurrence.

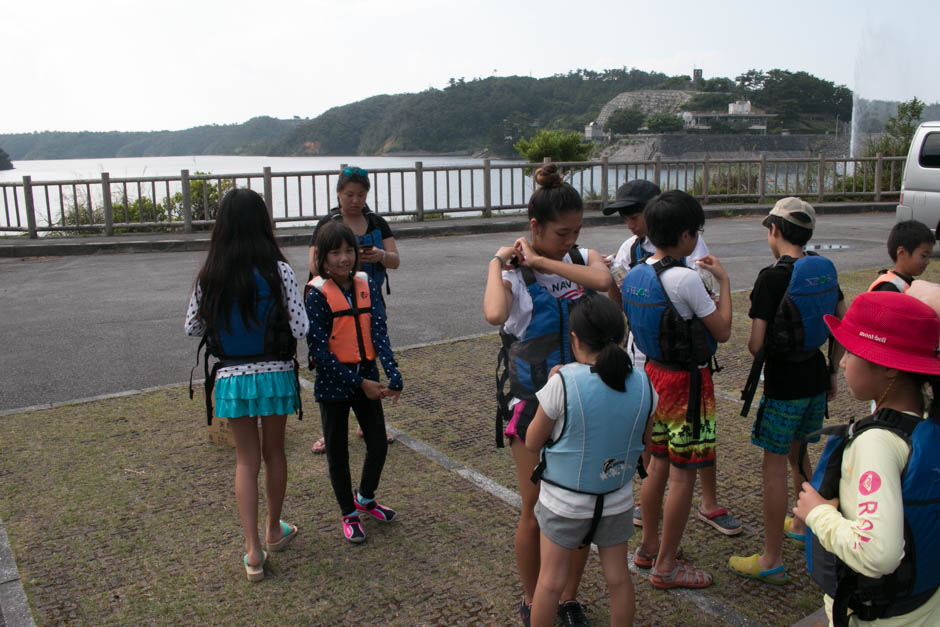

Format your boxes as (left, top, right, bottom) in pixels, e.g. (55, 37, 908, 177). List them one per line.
(0, 154, 511, 183)
(0, 155, 535, 232)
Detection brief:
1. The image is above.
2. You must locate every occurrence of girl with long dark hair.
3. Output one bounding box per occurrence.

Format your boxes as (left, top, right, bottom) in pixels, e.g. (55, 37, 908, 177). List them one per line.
(185, 188, 308, 581)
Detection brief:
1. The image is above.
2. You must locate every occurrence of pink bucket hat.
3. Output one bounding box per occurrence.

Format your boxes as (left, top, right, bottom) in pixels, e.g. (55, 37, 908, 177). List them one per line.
(824, 291, 940, 375)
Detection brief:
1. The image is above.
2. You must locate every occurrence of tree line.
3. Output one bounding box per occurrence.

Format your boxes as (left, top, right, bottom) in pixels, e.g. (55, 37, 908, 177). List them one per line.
(0, 117, 305, 161)
(4, 67, 931, 161)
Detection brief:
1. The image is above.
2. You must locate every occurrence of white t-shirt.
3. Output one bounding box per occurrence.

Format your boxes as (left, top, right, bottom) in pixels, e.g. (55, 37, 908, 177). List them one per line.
(651, 257, 717, 321)
(612, 235, 709, 275)
(534, 371, 658, 519)
(500, 249, 595, 339)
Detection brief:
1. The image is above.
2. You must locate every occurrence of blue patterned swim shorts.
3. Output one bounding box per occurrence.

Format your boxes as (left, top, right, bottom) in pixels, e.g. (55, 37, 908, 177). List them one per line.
(751, 393, 826, 455)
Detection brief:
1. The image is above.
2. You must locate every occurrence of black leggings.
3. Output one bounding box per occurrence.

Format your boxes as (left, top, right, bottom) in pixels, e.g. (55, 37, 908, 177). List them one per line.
(319, 388, 389, 515)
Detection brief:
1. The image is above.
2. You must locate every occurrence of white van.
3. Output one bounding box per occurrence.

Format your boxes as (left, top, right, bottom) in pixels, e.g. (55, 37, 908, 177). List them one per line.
(896, 121, 940, 237)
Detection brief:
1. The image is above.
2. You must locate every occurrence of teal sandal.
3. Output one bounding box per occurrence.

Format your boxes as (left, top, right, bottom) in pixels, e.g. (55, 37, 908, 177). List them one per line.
(266, 520, 298, 552)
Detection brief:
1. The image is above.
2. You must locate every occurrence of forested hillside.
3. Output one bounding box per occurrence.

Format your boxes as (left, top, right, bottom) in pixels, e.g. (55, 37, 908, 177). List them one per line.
(0, 116, 304, 160)
(1, 67, 889, 160)
(272, 69, 678, 156)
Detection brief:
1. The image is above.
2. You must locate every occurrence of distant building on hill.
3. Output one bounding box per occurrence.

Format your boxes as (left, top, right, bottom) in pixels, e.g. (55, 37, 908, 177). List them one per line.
(680, 100, 775, 134)
(584, 121, 607, 141)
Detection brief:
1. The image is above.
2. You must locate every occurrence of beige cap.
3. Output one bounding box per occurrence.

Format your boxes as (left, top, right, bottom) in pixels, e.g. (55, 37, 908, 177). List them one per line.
(762, 196, 816, 230)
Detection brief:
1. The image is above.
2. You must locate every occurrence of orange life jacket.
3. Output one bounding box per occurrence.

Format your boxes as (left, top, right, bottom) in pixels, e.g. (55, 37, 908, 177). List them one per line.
(868, 270, 910, 293)
(308, 272, 376, 364)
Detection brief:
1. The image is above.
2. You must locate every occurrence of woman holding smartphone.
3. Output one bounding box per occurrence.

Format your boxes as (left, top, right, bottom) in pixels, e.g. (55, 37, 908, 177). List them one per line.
(308, 166, 400, 453)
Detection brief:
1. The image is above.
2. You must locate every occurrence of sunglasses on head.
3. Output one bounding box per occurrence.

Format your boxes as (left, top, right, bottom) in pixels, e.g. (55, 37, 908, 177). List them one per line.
(342, 167, 369, 178)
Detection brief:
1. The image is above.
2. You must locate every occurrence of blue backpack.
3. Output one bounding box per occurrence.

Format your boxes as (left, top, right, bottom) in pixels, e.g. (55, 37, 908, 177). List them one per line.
(741, 253, 839, 416)
(494, 247, 586, 447)
(805, 409, 940, 626)
(767, 254, 839, 357)
(190, 268, 300, 425)
(620, 256, 717, 366)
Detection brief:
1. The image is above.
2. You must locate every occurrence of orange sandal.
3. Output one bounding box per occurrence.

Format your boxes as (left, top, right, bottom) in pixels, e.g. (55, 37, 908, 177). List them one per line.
(633, 545, 684, 569)
(649, 561, 713, 589)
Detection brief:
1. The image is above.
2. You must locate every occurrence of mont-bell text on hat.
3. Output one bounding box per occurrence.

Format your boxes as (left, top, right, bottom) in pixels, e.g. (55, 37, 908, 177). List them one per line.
(858, 331, 887, 344)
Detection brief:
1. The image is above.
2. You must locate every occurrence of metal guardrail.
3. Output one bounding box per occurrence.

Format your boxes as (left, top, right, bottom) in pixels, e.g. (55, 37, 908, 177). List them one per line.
(0, 154, 905, 237)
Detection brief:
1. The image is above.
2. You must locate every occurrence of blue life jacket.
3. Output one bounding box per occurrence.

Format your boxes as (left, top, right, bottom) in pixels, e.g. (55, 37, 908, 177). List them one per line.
(805, 409, 940, 626)
(494, 246, 586, 447)
(621, 256, 717, 438)
(628, 237, 654, 269)
(538, 363, 652, 494)
(621, 256, 717, 366)
(191, 268, 299, 425)
(768, 254, 839, 359)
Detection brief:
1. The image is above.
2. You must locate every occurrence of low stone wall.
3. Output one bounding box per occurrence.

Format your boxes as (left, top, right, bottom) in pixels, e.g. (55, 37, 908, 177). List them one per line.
(601, 134, 850, 161)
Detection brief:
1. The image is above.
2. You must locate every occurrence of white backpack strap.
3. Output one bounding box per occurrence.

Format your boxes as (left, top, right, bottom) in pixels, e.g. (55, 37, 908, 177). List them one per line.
(889, 274, 909, 292)
(308, 276, 327, 293)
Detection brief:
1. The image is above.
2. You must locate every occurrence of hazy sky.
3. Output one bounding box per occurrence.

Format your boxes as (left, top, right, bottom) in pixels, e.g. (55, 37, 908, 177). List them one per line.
(3, 0, 938, 134)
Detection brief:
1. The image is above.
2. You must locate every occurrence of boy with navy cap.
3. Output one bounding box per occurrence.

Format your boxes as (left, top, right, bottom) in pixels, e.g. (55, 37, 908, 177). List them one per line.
(605, 181, 710, 298)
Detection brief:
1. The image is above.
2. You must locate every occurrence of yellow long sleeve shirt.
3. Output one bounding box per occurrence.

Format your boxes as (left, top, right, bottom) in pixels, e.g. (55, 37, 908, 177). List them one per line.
(806, 422, 940, 626)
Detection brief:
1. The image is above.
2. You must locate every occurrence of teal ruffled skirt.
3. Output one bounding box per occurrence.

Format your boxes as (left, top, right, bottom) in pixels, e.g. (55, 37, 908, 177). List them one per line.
(214, 371, 299, 419)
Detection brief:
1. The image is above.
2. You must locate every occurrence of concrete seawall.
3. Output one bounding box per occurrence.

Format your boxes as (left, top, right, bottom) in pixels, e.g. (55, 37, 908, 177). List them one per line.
(0, 202, 895, 258)
(602, 133, 851, 161)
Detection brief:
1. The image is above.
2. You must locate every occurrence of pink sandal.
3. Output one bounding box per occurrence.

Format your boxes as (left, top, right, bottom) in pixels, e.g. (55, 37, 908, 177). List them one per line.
(311, 437, 326, 454)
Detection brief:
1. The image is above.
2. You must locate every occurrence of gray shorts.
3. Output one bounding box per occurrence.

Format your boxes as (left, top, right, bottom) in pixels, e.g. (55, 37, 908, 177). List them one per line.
(534, 500, 635, 549)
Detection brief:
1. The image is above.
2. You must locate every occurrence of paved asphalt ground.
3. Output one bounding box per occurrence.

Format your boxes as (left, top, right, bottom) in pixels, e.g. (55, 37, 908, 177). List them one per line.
(0, 209, 899, 412)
